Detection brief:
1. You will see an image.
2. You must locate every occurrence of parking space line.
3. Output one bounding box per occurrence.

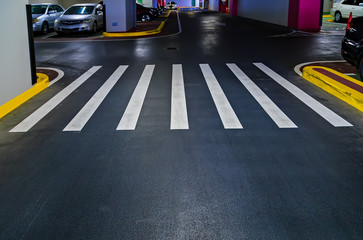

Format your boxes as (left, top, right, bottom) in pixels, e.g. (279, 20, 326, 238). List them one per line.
(64, 65, 128, 132)
(254, 63, 353, 127)
(171, 64, 189, 130)
(200, 64, 243, 129)
(117, 65, 155, 130)
(227, 63, 297, 128)
(10, 66, 102, 132)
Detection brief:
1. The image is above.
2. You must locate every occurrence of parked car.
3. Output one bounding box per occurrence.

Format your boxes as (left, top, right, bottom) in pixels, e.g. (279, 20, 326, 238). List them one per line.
(54, 3, 104, 35)
(136, 2, 156, 22)
(341, 14, 363, 80)
(331, 0, 363, 22)
(165, 1, 178, 10)
(32, 4, 65, 34)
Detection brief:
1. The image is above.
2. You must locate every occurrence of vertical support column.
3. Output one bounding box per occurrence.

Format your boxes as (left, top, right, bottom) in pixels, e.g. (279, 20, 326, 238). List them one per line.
(288, 0, 321, 32)
(0, 0, 33, 107)
(229, 0, 238, 16)
(104, 0, 136, 32)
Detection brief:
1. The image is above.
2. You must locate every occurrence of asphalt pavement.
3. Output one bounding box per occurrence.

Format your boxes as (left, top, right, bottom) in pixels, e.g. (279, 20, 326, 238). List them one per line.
(0, 11, 362, 239)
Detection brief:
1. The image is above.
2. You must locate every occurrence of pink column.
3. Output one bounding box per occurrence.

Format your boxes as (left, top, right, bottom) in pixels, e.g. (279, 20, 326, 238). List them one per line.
(229, 0, 238, 16)
(288, 0, 321, 32)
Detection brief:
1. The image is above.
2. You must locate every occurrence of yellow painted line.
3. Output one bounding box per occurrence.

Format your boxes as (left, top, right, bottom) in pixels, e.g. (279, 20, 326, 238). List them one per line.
(327, 19, 335, 22)
(179, 6, 202, 8)
(160, 10, 171, 18)
(302, 66, 363, 112)
(323, 15, 333, 17)
(0, 73, 49, 119)
(103, 21, 165, 37)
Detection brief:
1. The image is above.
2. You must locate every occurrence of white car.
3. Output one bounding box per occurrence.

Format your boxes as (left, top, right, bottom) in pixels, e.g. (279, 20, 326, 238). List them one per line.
(331, 0, 363, 22)
(165, 1, 178, 10)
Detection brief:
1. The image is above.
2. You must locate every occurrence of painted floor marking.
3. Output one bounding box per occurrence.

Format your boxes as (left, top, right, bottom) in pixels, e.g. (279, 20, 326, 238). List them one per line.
(64, 65, 128, 132)
(10, 66, 101, 132)
(254, 63, 353, 127)
(171, 64, 189, 130)
(117, 65, 155, 130)
(200, 64, 243, 129)
(227, 63, 297, 128)
(36, 67, 65, 86)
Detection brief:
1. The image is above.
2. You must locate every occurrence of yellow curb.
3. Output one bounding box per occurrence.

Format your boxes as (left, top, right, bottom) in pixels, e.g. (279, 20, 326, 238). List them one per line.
(323, 15, 333, 17)
(0, 73, 49, 119)
(103, 21, 165, 37)
(327, 19, 335, 22)
(302, 66, 363, 112)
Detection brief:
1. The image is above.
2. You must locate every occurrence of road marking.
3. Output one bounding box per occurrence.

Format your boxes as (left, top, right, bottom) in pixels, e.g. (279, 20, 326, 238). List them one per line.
(40, 32, 57, 39)
(36, 67, 65, 86)
(63, 65, 128, 132)
(199, 64, 243, 129)
(227, 63, 297, 128)
(10, 66, 102, 132)
(294, 60, 346, 76)
(171, 64, 189, 130)
(117, 65, 155, 130)
(254, 63, 353, 127)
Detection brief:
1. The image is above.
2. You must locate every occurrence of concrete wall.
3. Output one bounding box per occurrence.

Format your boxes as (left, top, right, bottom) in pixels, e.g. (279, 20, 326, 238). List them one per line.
(29, 0, 100, 8)
(209, 0, 219, 11)
(323, 0, 335, 13)
(29, 0, 59, 3)
(236, 0, 289, 26)
(60, 0, 101, 8)
(0, 0, 32, 106)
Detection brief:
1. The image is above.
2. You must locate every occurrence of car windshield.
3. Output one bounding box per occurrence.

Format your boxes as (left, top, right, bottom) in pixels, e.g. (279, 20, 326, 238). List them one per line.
(64, 6, 94, 15)
(32, 5, 47, 14)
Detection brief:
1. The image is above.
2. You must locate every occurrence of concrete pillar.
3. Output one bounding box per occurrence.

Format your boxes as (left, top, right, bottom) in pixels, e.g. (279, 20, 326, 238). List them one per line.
(104, 0, 136, 32)
(0, 0, 32, 106)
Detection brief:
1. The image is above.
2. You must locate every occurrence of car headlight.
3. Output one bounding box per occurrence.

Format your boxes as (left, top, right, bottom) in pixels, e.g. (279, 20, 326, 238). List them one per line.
(83, 19, 92, 24)
(54, 19, 59, 24)
(33, 18, 39, 23)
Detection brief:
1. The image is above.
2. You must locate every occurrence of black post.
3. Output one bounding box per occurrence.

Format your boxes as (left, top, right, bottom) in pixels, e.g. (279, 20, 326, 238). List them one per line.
(26, 4, 37, 85)
(320, 0, 324, 27)
(103, 4, 107, 32)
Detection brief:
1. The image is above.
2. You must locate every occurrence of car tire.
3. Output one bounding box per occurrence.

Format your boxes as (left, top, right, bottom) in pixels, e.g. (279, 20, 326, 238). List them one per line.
(92, 22, 97, 34)
(359, 58, 363, 81)
(41, 22, 49, 34)
(141, 14, 151, 22)
(335, 11, 342, 22)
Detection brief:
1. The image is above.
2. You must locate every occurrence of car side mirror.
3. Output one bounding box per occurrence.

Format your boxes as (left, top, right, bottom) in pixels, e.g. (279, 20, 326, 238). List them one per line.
(48, 10, 56, 14)
(97, 11, 103, 15)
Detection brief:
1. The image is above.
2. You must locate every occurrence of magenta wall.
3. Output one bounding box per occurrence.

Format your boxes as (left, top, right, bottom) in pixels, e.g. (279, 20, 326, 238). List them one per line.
(288, 0, 321, 32)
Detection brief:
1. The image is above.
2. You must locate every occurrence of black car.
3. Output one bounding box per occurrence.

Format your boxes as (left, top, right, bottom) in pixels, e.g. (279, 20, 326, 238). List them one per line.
(341, 14, 363, 80)
(136, 2, 158, 22)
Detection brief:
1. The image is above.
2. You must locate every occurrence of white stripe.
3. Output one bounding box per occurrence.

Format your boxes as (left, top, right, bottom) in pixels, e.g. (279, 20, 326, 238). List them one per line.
(171, 64, 189, 130)
(10, 66, 101, 132)
(63, 65, 128, 132)
(199, 64, 243, 129)
(227, 63, 297, 128)
(254, 63, 353, 127)
(117, 65, 155, 130)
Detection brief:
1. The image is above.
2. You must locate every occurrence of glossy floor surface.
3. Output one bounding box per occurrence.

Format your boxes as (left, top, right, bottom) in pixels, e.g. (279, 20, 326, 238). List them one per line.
(1, 11, 362, 239)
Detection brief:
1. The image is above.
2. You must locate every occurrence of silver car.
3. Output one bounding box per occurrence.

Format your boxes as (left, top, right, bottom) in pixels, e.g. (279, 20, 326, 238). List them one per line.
(55, 4, 104, 35)
(32, 4, 65, 34)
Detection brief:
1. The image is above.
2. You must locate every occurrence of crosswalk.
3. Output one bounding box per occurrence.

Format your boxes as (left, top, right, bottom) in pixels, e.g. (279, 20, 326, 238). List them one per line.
(9, 63, 353, 132)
